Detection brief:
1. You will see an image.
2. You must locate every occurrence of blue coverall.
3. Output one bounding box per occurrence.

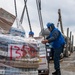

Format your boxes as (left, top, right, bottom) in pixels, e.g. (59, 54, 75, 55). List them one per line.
(46, 26, 65, 70)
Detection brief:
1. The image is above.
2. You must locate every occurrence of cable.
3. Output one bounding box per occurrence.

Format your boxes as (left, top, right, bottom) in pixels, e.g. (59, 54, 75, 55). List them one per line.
(14, 0, 18, 28)
(36, 0, 43, 30)
(20, 0, 27, 24)
(24, 0, 32, 31)
(36, 0, 49, 74)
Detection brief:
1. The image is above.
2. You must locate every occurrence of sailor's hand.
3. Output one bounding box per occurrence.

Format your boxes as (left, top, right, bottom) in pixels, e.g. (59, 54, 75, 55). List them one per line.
(41, 40, 48, 44)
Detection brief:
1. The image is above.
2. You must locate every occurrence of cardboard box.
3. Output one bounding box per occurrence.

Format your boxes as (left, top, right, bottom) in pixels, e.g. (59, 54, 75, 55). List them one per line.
(0, 8, 16, 33)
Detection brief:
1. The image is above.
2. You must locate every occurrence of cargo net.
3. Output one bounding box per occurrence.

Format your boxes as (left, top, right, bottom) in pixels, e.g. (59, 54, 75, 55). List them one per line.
(0, 34, 39, 75)
(0, 66, 38, 75)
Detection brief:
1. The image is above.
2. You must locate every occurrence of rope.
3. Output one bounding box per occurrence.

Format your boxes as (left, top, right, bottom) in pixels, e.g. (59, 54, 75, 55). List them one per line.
(36, 0, 49, 74)
(14, 0, 25, 34)
(36, 0, 44, 32)
(20, 0, 27, 24)
(24, 0, 32, 31)
(14, 0, 18, 28)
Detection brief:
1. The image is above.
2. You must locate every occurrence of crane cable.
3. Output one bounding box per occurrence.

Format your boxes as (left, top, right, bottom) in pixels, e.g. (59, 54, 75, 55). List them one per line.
(36, 0, 44, 33)
(20, 0, 27, 24)
(24, 0, 32, 31)
(14, 0, 18, 28)
(14, 0, 25, 32)
(36, 0, 50, 74)
(20, 0, 32, 31)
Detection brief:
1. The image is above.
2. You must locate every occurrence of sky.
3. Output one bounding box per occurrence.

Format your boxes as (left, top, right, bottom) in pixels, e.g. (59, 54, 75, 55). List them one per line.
(0, 0, 75, 45)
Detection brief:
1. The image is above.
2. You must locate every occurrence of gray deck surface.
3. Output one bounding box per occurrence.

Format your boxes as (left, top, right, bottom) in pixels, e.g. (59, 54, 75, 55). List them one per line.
(49, 51, 75, 75)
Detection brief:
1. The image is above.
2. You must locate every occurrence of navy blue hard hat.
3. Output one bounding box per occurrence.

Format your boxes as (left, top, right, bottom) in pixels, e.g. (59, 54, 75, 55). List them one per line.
(29, 31, 34, 35)
(47, 22, 54, 28)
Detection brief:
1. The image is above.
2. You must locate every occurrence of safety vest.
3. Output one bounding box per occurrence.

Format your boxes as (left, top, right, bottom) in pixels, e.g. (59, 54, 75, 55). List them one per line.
(49, 28, 65, 49)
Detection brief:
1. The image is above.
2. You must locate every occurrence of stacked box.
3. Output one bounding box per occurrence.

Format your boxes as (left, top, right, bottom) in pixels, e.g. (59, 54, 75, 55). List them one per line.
(0, 8, 38, 75)
(0, 8, 16, 34)
(34, 37, 48, 70)
(0, 35, 39, 75)
(9, 27, 25, 37)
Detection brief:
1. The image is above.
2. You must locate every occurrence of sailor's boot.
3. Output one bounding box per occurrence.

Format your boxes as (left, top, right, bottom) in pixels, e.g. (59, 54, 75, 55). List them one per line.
(52, 69, 61, 75)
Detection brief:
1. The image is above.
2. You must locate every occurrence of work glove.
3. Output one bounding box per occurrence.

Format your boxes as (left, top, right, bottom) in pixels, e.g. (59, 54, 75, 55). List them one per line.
(41, 40, 48, 44)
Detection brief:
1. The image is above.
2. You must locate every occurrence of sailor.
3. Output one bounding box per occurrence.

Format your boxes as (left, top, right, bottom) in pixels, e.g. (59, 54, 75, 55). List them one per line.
(29, 31, 34, 37)
(42, 22, 65, 75)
